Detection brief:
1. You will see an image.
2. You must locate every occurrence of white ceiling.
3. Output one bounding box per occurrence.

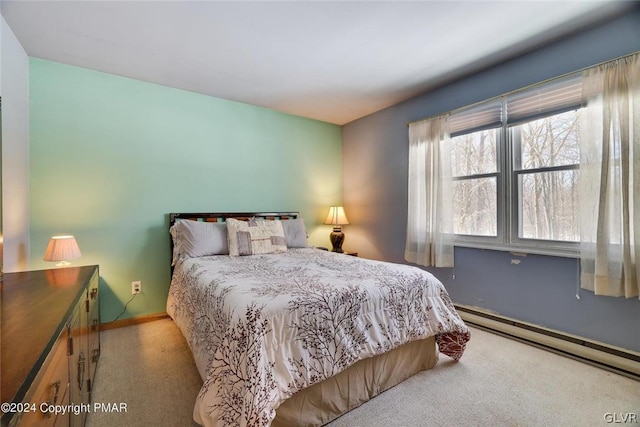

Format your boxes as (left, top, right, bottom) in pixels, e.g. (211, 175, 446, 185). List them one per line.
(1, 1, 632, 125)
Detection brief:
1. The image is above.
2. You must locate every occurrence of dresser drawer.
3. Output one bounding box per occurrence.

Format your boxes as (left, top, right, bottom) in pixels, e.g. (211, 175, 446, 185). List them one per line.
(15, 328, 70, 427)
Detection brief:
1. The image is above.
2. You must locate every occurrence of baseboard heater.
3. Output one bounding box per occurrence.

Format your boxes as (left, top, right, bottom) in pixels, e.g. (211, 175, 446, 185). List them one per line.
(455, 304, 640, 380)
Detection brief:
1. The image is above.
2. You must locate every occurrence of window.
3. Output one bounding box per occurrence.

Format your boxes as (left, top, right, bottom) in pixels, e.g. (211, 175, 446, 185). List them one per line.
(407, 52, 640, 294)
(451, 128, 499, 237)
(449, 74, 584, 255)
(512, 110, 580, 243)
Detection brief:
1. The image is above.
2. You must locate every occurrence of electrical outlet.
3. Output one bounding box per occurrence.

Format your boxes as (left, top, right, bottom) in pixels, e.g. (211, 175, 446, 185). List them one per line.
(131, 281, 142, 295)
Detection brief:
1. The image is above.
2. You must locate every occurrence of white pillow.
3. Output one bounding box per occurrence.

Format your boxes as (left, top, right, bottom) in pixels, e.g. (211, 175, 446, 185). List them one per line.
(170, 220, 228, 264)
(226, 218, 287, 256)
(281, 218, 309, 248)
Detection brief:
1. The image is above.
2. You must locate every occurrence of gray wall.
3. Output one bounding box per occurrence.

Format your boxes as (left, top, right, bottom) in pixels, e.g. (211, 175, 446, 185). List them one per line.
(342, 7, 640, 352)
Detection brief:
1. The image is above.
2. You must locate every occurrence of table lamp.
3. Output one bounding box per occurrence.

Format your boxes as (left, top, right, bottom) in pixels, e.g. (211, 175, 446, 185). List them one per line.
(324, 206, 349, 253)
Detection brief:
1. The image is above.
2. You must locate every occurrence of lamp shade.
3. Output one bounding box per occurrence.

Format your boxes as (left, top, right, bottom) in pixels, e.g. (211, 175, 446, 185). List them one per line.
(44, 235, 82, 266)
(323, 206, 349, 226)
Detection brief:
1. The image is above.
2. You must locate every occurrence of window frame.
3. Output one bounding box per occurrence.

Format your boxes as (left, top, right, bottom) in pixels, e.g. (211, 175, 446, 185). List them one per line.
(508, 117, 581, 256)
(450, 100, 582, 258)
(451, 126, 505, 247)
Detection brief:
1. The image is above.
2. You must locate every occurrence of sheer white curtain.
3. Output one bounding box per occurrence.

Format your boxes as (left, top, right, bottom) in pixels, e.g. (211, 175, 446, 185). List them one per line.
(579, 53, 640, 298)
(405, 116, 454, 267)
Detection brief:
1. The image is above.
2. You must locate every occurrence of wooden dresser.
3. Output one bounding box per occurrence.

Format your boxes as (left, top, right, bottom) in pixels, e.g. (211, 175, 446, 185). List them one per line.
(1, 265, 100, 427)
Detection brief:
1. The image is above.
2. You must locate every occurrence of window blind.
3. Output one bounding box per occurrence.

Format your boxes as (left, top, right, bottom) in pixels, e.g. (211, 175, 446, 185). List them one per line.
(448, 72, 584, 135)
(506, 72, 584, 124)
(449, 99, 503, 136)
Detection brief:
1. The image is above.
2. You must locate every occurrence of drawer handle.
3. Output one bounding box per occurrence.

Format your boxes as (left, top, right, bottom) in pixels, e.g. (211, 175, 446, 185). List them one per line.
(90, 288, 98, 300)
(78, 352, 85, 391)
(92, 348, 100, 364)
(45, 381, 61, 418)
(92, 318, 99, 332)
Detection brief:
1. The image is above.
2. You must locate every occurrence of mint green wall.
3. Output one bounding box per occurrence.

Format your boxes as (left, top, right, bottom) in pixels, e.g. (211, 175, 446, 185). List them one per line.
(29, 58, 342, 322)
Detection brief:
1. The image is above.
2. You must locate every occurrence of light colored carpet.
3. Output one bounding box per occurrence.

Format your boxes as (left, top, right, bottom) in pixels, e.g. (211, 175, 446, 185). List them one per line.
(87, 319, 639, 427)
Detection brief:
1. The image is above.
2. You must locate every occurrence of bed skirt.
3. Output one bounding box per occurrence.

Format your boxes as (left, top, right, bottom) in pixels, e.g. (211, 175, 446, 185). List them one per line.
(272, 336, 438, 426)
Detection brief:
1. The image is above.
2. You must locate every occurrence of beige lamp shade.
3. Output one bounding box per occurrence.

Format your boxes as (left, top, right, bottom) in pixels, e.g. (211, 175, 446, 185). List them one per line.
(323, 206, 350, 226)
(44, 235, 82, 267)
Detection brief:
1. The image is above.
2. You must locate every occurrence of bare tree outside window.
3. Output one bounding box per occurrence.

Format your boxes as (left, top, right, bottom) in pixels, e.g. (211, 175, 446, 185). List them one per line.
(451, 129, 498, 236)
(515, 110, 580, 242)
(452, 177, 497, 236)
(450, 110, 580, 242)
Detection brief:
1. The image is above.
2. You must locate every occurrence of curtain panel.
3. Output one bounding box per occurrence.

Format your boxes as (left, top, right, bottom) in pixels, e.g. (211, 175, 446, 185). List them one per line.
(579, 53, 640, 299)
(405, 116, 454, 267)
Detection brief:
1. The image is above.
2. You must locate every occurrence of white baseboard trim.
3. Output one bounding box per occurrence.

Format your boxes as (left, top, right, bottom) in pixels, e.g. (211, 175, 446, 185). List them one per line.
(456, 305, 640, 379)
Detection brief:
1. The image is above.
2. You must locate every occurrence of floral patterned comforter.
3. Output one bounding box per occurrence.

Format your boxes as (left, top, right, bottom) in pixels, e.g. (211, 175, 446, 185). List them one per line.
(166, 248, 470, 427)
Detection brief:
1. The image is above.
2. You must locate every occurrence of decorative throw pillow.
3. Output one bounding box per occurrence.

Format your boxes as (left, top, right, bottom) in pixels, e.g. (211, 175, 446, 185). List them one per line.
(170, 219, 228, 265)
(226, 218, 287, 256)
(281, 218, 309, 248)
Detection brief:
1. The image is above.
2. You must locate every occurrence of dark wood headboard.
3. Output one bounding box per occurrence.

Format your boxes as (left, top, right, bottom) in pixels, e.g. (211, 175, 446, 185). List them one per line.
(169, 211, 300, 227)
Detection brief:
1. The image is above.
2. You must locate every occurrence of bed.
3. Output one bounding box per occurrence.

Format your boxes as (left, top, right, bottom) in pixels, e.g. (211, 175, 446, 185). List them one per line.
(166, 212, 470, 427)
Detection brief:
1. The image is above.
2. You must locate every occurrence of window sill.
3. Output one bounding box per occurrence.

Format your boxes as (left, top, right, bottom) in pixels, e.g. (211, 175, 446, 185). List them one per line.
(453, 241, 579, 259)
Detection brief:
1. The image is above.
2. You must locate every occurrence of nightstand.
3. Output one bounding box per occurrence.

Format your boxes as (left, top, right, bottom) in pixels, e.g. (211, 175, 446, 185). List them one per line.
(317, 247, 358, 256)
